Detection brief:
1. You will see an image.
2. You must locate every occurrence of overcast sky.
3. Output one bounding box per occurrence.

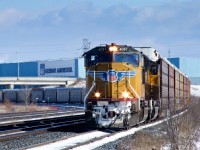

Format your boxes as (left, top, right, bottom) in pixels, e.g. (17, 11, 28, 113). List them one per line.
(0, 0, 199, 62)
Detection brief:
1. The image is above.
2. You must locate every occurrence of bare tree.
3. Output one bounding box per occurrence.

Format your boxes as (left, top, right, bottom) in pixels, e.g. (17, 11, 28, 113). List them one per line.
(18, 85, 32, 110)
(164, 98, 200, 150)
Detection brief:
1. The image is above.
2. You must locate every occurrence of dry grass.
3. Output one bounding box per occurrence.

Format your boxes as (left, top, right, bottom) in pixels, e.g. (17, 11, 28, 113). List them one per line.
(0, 99, 57, 113)
(116, 131, 166, 150)
(116, 97, 200, 150)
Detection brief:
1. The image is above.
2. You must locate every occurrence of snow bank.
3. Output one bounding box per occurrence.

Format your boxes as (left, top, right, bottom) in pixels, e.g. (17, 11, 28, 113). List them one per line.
(191, 85, 200, 97)
(67, 79, 86, 88)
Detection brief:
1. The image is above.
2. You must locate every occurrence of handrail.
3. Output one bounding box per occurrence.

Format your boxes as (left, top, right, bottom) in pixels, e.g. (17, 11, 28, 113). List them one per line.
(84, 70, 96, 109)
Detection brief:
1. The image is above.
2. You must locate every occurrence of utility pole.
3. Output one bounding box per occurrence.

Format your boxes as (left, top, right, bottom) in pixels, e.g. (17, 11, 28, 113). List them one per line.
(168, 48, 171, 59)
(16, 51, 20, 80)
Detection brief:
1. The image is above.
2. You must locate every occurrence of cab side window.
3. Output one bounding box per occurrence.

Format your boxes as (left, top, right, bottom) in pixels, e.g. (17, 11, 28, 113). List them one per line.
(150, 65, 158, 75)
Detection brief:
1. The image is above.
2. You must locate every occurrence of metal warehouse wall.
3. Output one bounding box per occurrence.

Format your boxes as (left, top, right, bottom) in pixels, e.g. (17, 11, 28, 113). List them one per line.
(0, 63, 17, 77)
(77, 57, 86, 79)
(20, 62, 38, 77)
(0, 62, 38, 77)
(168, 57, 200, 85)
(168, 58, 180, 68)
(0, 58, 86, 78)
(179, 58, 200, 77)
(189, 77, 200, 85)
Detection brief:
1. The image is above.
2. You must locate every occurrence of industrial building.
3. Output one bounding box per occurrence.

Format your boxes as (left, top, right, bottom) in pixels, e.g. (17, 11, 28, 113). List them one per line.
(168, 57, 200, 85)
(0, 57, 85, 78)
(0, 57, 85, 89)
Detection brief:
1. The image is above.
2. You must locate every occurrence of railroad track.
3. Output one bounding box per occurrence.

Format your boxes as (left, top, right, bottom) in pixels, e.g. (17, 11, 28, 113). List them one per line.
(0, 114, 85, 142)
(0, 110, 186, 150)
(0, 108, 84, 125)
(0, 107, 83, 122)
(26, 111, 187, 150)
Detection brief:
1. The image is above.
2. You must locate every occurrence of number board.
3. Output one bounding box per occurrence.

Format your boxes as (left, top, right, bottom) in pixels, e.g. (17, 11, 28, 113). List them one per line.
(98, 47, 108, 52)
(119, 46, 129, 52)
(97, 45, 131, 52)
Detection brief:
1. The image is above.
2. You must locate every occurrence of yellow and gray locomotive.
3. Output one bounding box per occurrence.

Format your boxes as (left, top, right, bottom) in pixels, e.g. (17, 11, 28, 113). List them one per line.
(83, 43, 190, 128)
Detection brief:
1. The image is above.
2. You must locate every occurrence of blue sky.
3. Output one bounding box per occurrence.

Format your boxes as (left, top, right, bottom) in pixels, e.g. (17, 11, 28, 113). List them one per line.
(0, 0, 199, 62)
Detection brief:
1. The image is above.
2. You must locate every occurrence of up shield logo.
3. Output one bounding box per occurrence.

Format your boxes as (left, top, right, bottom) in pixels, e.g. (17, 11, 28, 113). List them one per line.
(108, 70, 118, 82)
(88, 70, 136, 82)
(40, 64, 45, 75)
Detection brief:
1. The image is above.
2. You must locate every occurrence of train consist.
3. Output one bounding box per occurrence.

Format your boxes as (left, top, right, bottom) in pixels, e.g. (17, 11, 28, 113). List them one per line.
(83, 43, 190, 128)
(0, 88, 85, 103)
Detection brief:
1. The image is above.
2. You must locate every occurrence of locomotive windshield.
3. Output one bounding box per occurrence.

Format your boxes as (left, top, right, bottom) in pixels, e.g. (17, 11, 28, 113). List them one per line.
(85, 53, 112, 67)
(84, 45, 140, 67)
(115, 53, 139, 66)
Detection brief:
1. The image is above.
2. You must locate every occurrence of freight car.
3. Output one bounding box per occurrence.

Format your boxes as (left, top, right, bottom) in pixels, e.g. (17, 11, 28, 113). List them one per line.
(1, 88, 85, 104)
(83, 43, 190, 128)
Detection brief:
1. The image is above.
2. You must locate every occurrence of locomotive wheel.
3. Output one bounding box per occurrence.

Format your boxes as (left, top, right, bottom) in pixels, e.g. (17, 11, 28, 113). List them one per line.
(85, 111, 96, 128)
(129, 112, 139, 127)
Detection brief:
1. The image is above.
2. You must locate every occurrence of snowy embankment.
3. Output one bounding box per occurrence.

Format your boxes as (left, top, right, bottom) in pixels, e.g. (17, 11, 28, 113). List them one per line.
(190, 85, 200, 97)
(191, 85, 200, 149)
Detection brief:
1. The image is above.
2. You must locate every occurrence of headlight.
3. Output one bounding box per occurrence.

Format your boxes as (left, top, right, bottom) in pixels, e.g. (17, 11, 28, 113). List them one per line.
(109, 46, 118, 52)
(122, 91, 129, 98)
(95, 92, 100, 98)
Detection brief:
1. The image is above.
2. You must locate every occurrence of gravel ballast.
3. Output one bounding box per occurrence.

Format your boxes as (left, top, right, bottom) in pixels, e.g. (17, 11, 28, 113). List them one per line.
(0, 128, 82, 150)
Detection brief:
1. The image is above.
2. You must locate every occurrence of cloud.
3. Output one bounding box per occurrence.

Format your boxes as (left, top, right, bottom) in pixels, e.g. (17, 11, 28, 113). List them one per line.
(0, 8, 25, 26)
(0, 0, 200, 60)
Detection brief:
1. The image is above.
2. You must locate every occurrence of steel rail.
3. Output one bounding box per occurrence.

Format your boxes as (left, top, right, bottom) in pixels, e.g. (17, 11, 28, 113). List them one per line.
(0, 111, 85, 126)
(0, 117, 85, 141)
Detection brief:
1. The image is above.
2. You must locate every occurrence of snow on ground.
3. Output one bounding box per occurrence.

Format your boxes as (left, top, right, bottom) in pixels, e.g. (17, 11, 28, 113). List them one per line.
(190, 85, 200, 97)
(28, 131, 109, 150)
(67, 79, 86, 88)
(196, 141, 200, 150)
(49, 103, 84, 109)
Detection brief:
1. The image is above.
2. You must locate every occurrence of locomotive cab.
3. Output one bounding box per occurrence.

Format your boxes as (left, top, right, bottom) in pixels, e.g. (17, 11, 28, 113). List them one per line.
(83, 43, 148, 128)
